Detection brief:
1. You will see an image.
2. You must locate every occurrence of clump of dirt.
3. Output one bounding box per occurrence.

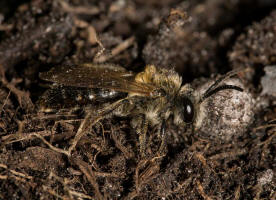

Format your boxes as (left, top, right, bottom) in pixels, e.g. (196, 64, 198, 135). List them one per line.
(229, 10, 276, 88)
(143, 0, 276, 81)
(0, 0, 275, 200)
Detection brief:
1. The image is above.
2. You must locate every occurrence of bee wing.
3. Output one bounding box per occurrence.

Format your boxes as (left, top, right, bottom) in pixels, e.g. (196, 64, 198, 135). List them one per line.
(39, 63, 156, 96)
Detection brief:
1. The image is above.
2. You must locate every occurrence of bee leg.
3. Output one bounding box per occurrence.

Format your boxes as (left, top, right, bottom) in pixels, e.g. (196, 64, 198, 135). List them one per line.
(68, 98, 127, 155)
(135, 114, 149, 158)
(157, 121, 167, 156)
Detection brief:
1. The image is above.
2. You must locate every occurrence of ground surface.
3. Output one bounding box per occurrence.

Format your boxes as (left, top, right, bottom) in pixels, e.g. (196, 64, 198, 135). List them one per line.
(0, 0, 275, 199)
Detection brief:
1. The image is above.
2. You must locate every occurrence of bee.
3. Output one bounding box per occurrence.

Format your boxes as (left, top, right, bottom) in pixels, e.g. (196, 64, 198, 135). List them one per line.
(39, 63, 243, 157)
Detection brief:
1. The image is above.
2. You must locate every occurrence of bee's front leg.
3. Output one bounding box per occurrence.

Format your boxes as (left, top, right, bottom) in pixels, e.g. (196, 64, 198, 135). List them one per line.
(157, 120, 167, 156)
(132, 114, 149, 158)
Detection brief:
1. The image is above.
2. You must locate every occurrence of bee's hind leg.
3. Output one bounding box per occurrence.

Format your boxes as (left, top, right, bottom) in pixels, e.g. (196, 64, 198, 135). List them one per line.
(68, 98, 128, 155)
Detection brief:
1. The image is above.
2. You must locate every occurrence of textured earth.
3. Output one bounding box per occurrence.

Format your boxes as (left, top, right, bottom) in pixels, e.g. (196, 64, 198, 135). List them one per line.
(0, 1, 275, 199)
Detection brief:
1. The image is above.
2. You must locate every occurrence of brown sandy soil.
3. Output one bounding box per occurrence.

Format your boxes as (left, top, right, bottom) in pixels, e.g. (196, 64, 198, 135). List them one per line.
(0, 0, 275, 199)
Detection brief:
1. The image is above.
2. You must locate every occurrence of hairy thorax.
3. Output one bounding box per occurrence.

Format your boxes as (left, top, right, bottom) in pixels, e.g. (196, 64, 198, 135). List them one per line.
(126, 65, 183, 125)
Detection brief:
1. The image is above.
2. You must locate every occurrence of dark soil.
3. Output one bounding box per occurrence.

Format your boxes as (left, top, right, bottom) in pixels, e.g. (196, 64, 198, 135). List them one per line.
(0, 0, 275, 199)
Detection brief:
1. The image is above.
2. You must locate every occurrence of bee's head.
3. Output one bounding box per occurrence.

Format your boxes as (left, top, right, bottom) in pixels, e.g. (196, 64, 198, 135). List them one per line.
(181, 96, 195, 124)
(173, 84, 198, 126)
(173, 68, 245, 129)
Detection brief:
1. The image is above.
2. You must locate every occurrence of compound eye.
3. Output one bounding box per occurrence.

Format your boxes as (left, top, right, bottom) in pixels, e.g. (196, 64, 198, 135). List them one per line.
(183, 97, 194, 123)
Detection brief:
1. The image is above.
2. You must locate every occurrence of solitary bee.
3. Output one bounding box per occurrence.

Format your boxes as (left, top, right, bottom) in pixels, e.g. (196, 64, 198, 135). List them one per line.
(39, 63, 243, 156)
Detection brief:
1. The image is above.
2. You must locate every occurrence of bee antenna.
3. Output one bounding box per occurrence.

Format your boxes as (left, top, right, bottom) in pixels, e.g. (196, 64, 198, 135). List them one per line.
(204, 68, 244, 95)
(198, 67, 248, 104)
(199, 84, 243, 104)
